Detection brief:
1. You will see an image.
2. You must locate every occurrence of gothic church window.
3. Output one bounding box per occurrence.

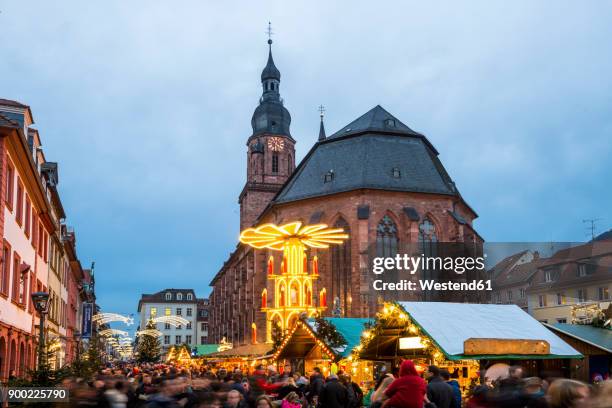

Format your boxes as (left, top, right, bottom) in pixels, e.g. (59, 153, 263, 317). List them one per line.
(418, 217, 438, 257)
(331, 218, 351, 316)
(376, 215, 398, 258)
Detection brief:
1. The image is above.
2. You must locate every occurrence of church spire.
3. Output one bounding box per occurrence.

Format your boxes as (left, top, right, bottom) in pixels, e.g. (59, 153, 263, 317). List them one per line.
(318, 105, 326, 141)
(261, 23, 281, 84)
(250, 22, 292, 138)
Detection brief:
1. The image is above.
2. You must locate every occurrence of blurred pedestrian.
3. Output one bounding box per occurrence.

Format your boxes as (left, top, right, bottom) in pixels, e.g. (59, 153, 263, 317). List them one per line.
(320, 373, 348, 408)
(281, 391, 302, 408)
(547, 379, 590, 408)
(255, 395, 275, 408)
(425, 365, 455, 408)
(383, 360, 427, 408)
(441, 369, 461, 408)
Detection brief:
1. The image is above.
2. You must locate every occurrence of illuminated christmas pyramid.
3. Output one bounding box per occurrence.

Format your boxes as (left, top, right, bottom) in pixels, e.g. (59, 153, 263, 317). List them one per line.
(240, 222, 349, 342)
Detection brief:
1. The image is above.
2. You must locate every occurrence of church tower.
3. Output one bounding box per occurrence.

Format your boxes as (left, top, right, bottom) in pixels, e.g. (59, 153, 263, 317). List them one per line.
(239, 36, 296, 229)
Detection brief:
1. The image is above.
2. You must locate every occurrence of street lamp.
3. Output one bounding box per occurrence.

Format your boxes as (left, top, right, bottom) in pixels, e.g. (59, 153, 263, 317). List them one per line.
(31, 292, 50, 369)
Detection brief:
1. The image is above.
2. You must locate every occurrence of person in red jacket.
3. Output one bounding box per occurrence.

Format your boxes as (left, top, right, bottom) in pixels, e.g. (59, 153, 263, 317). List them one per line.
(383, 360, 427, 408)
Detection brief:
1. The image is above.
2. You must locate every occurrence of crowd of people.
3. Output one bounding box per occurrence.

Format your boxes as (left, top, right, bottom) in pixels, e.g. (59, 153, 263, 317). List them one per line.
(59, 360, 612, 408)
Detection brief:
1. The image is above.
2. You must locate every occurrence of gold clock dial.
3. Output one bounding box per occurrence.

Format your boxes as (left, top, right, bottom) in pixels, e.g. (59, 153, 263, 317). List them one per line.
(268, 137, 285, 151)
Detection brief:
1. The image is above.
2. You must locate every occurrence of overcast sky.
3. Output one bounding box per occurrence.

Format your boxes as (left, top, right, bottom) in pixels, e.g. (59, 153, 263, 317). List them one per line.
(1, 1, 611, 318)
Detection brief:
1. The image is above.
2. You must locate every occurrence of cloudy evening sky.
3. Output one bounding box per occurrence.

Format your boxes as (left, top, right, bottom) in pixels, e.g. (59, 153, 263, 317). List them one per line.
(1, 1, 611, 317)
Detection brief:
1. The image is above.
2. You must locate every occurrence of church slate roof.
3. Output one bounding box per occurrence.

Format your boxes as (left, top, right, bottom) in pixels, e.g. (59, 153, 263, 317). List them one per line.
(273, 105, 459, 204)
(329, 105, 420, 139)
(261, 46, 281, 81)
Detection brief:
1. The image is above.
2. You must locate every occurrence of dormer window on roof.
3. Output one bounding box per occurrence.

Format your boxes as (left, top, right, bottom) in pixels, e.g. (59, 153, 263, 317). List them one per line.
(392, 167, 401, 178)
(186, 293, 193, 301)
(324, 170, 334, 183)
(384, 118, 396, 128)
(177, 293, 183, 301)
(165, 293, 171, 301)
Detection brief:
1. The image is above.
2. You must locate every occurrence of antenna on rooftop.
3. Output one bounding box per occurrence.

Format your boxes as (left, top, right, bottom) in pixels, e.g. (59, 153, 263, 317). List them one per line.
(583, 218, 601, 240)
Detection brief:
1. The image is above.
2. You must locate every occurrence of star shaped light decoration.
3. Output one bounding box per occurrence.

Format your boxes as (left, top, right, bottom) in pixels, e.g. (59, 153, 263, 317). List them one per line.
(239, 222, 349, 251)
(98, 329, 129, 337)
(136, 329, 163, 337)
(92, 312, 134, 326)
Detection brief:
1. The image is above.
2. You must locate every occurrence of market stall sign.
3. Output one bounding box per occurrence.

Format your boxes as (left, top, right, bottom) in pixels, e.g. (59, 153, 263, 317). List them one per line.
(464, 338, 550, 356)
(399, 336, 426, 350)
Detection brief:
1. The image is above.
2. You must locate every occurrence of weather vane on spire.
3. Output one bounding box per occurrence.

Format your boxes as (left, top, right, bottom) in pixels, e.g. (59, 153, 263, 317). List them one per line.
(318, 104, 326, 119)
(266, 21, 274, 45)
(318, 105, 327, 140)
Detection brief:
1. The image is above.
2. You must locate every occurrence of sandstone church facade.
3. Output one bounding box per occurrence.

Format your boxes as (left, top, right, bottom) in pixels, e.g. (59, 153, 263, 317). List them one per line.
(208, 40, 483, 346)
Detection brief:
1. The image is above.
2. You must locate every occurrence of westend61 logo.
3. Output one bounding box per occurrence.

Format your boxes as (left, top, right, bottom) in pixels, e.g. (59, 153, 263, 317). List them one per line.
(371, 254, 491, 292)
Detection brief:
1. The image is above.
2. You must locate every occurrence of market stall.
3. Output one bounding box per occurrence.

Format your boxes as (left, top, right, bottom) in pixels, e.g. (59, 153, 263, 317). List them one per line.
(545, 323, 611, 382)
(166, 345, 193, 366)
(352, 302, 583, 394)
(273, 317, 374, 387)
(206, 343, 274, 373)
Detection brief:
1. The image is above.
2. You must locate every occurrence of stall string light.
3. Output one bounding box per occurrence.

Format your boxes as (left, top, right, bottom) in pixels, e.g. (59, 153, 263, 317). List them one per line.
(273, 319, 338, 362)
(350, 302, 446, 364)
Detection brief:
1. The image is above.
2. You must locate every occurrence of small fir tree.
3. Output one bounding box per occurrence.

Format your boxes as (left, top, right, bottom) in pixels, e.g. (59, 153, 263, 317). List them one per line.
(136, 320, 161, 363)
(271, 320, 284, 351)
(314, 315, 347, 348)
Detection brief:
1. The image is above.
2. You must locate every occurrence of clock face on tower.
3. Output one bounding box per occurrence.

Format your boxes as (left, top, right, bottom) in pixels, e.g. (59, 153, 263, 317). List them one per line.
(268, 137, 285, 151)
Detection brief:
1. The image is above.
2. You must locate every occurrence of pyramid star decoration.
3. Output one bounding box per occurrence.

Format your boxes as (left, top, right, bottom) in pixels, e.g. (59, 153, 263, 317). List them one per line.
(239, 221, 349, 342)
(239, 222, 349, 250)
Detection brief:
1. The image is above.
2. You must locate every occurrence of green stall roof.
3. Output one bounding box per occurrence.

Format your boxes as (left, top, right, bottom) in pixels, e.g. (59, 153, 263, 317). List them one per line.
(194, 344, 221, 356)
(546, 323, 612, 354)
(306, 317, 373, 358)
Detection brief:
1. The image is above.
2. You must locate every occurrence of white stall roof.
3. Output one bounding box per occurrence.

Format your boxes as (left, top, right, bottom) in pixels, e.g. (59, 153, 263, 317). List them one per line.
(398, 302, 582, 360)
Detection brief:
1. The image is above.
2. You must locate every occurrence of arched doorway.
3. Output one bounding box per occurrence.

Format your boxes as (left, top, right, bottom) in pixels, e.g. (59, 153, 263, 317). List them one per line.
(0, 337, 6, 379)
(25, 343, 31, 373)
(19, 342, 25, 376)
(9, 339, 17, 377)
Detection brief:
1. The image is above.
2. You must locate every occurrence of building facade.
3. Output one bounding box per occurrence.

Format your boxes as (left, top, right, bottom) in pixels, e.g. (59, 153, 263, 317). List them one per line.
(137, 289, 204, 353)
(527, 239, 612, 324)
(491, 250, 540, 311)
(208, 41, 483, 346)
(0, 98, 91, 378)
(195, 298, 209, 345)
